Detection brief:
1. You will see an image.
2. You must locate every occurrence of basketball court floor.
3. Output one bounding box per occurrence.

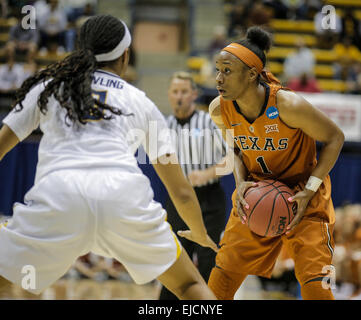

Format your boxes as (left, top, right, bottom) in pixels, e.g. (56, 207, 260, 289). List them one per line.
(0, 275, 296, 300)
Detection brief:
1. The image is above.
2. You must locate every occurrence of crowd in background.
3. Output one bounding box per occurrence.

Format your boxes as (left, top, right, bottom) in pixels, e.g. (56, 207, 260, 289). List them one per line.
(0, 0, 360, 300)
(0, 0, 140, 104)
(202, 0, 361, 94)
(1, 0, 361, 96)
(333, 203, 361, 299)
(0, 0, 97, 98)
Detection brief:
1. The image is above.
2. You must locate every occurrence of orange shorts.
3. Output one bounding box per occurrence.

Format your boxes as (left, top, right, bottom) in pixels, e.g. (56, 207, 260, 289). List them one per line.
(216, 176, 335, 286)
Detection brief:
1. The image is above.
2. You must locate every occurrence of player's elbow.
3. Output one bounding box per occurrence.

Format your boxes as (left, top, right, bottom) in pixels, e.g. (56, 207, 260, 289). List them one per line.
(334, 127, 345, 148)
(339, 129, 345, 144)
(324, 127, 345, 149)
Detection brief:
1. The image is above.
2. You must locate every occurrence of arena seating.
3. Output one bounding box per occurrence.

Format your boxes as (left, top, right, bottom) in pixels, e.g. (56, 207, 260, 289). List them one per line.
(186, 0, 361, 93)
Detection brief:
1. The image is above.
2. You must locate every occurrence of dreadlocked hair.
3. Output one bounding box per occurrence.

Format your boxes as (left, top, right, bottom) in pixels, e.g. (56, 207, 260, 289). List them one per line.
(13, 14, 131, 125)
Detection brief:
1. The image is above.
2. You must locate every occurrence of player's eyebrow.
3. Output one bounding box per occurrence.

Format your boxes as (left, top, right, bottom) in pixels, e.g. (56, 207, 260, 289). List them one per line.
(215, 60, 232, 65)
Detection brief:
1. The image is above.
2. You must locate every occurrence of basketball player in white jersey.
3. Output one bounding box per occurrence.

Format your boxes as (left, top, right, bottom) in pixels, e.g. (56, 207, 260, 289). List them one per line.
(0, 15, 217, 299)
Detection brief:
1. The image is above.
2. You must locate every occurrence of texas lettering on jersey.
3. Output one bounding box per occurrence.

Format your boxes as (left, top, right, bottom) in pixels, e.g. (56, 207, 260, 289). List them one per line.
(234, 135, 289, 151)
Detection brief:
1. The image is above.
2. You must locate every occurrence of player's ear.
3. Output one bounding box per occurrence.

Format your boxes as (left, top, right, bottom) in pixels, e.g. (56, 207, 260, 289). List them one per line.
(118, 48, 129, 77)
(122, 48, 129, 66)
(248, 67, 258, 83)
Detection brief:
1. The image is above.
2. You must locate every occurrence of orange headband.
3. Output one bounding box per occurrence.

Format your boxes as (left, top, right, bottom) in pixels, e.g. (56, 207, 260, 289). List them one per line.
(222, 43, 264, 74)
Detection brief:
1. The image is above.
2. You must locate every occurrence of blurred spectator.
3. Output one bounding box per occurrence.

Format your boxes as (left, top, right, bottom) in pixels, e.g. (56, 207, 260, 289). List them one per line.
(341, 8, 361, 51)
(34, 0, 51, 20)
(248, 0, 272, 28)
(283, 37, 315, 81)
(263, 0, 289, 20)
(287, 73, 321, 92)
(333, 37, 361, 82)
(295, 0, 321, 20)
(73, 2, 94, 27)
(38, 0, 67, 54)
(279, 0, 322, 20)
(4, 12, 39, 66)
(4, 0, 31, 18)
(0, 60, 34, 93)
(207, 25, 228, 58)
(314, 1, 342, 49)
(64, 2, 95, 52)
(59, 0, 97, 23)
(227, 0, 250, 38)
(333, 204, 361, 299)
(67, 253, 132, 283)
(0, 0, 7, 18)
(104, 259, 133, 282)
(346, 63, 361, 95)
(69, 253, 108, 281)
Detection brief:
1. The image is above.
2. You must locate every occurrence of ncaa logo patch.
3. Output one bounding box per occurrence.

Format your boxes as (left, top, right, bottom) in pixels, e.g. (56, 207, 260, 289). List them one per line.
(266, 106, 279, 119)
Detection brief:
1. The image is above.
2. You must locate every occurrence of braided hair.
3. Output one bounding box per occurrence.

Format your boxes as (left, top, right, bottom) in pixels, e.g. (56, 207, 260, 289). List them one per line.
(13, 15, 130, 125)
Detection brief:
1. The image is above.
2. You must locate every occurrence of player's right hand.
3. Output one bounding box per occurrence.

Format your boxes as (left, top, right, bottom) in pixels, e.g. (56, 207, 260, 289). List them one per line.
(235, 181, 258, 224)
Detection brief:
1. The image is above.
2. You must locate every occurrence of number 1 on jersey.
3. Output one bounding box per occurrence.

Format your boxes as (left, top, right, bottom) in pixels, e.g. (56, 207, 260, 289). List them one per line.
(256, 156, 272, 174)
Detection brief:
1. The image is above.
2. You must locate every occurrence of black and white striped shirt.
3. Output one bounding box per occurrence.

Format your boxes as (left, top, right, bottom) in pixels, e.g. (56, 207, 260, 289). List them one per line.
(167, 110, 228, 186)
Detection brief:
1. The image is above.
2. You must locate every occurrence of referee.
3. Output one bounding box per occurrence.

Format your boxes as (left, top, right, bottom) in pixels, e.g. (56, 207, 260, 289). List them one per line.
(159, 71, 232, 300)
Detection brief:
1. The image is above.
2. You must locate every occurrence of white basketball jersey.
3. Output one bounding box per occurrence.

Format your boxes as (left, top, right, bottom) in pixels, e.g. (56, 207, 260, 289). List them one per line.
(3, 69, 174, 183)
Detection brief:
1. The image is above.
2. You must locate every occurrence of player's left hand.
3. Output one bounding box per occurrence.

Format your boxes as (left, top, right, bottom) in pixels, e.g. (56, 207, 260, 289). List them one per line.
(177, 230, 219, 253)
(286, 188, 315, 234)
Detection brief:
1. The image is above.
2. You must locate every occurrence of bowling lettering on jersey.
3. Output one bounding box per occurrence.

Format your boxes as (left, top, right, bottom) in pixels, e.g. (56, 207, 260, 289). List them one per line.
(92, 74, 124, 90)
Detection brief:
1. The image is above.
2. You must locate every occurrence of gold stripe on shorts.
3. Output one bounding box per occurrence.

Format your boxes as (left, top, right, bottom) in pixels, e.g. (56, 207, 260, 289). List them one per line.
(165, 210, 182, 259)
(172, 232, 182, 259)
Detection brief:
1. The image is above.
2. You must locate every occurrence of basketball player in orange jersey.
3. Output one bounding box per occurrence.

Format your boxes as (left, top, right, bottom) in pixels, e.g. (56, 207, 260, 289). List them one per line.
(202, 26, 345, 300)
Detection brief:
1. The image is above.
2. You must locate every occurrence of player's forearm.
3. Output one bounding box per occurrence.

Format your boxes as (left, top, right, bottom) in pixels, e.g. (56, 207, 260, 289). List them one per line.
(168, 186, 207, 236)
(233, 153, 248, 187)
(152, 155, 208, 235)
(310, 131, 344, 181)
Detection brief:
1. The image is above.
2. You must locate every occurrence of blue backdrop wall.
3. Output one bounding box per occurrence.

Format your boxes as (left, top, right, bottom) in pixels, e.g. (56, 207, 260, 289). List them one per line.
(0, 141, 360, 223)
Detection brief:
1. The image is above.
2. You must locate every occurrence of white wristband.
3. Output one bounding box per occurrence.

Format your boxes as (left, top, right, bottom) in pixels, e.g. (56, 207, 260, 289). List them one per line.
(305, 176, 323, 192)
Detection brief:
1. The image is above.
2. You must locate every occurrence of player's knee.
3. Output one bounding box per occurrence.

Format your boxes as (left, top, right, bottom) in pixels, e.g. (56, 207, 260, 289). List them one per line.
(175, 186, 194, 204)
(301, 279, 335, 300)
(297, 265, 336, 300)
(172, 280, 199, 298)
(208, 266, 244, 300)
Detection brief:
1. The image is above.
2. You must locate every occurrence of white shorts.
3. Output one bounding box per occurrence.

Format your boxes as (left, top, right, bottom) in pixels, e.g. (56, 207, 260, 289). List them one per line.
(0, 169, 182, 294)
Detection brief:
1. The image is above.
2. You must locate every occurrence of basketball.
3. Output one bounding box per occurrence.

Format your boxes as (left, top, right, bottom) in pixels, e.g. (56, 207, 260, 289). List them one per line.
(243, 180, 298, 237)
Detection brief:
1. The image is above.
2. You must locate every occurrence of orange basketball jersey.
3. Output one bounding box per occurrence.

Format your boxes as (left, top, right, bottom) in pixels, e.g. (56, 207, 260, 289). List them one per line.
(220, 82, 335, 223)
